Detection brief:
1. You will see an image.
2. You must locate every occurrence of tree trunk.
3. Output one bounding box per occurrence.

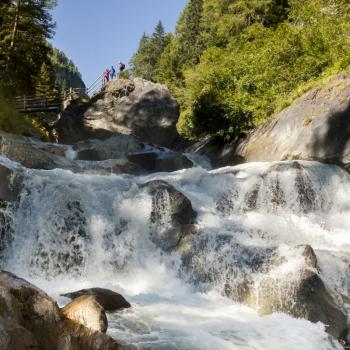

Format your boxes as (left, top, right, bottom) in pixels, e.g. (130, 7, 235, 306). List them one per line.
(6, 0, 21, 71)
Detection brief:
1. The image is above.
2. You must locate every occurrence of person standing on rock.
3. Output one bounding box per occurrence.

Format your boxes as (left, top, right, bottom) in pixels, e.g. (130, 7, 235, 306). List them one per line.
(103, 68, 110, 84)
(118, 61, 126, 78)
(110, 66, 116, 80)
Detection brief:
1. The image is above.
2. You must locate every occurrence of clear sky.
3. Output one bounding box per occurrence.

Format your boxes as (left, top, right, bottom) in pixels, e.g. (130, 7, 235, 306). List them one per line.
(51, 0, 188, 87)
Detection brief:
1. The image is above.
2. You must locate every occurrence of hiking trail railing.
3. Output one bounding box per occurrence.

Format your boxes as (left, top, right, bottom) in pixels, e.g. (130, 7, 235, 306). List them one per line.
(14, 72, 107, 113)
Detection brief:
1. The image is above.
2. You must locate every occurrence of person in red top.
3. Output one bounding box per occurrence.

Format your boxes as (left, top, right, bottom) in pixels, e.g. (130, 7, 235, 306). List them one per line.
(119, 61, 126, 74)
(103, 68, 110, 83)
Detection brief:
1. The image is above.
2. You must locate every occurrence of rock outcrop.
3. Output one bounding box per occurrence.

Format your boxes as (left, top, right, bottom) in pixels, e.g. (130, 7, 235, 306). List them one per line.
(0, 270, 131, 350)
(192, 72, 350, 170)
(143, 180, 197, 251)
(57, 78, 181, 148)
(0, 131, 193, 175)
(179, 235, 348, 341)
(62, 288, 131, 312)
(0, 131, 72, 170)
(61, 295, 108, 333)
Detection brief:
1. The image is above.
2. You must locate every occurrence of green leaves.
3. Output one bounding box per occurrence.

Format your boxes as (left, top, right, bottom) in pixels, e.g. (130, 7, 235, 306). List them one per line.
(130, 21, 170, 81)
(0, 0, 57, 96)
(175, 0, 350, 140)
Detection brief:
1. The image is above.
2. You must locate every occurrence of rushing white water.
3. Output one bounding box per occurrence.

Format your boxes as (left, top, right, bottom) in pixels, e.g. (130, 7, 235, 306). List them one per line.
(0, 156, 349, 349)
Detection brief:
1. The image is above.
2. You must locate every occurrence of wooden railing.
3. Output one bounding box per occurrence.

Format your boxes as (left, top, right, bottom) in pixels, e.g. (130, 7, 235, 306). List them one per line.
(13, 72, 109, 113)
(13, 95, 62, 113)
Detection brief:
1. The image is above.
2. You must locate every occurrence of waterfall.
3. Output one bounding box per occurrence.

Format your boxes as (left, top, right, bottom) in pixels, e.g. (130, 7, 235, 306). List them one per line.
(0, 156, 349, 350)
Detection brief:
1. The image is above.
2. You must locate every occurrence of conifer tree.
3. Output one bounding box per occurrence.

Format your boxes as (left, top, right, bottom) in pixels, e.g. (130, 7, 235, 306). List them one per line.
(35, 62, 56, 98)
(0, 0, 56, 95)
(130, 22, 170, 81)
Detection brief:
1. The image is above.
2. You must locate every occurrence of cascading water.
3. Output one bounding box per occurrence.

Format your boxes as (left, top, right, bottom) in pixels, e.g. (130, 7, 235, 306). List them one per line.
(0, 154, 349, 350)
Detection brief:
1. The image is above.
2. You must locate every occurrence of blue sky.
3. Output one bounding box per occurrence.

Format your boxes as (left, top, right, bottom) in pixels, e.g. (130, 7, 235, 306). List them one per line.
(51, 0, 188, 86)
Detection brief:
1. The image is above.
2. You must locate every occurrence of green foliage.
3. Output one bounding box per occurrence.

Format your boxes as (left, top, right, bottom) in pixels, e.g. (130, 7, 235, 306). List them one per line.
(35, 62, 58, 98)
(49, 47, 85, 91)
(130, 21, 170, 81)
(154, 0, 350, 140)
(0, 91, 47, 137)
(0, 0, 57, 96)
(119, 70, 130, 80)
(0, 1, 83, 137)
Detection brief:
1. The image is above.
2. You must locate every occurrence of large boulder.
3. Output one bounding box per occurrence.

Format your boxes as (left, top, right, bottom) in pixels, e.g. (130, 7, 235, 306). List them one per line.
(57, 78, 181, 148)
(61, 295, 108, 333)
(143, 180, 197, 251)
(62, 288, 131, 312)
(0, 270, 129, 350)
(73, 134, 144, 161)
(192, 72, 350, 169)
(179, 236, 348, 341)
(0, 131, 72, 170)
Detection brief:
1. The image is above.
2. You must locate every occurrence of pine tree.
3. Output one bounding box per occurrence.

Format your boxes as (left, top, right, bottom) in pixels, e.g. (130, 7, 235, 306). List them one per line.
(176, 0, 204, 66)
(0, 0, 56, 95)
(130, 22, 170, 81)
(35, 62, 56, 99)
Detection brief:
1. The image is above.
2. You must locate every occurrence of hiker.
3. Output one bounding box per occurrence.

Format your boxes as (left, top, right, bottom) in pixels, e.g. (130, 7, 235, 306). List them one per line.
(110, 66, 116, 80)
(103, 68, 110, 83)
(119, 61, 126, 73)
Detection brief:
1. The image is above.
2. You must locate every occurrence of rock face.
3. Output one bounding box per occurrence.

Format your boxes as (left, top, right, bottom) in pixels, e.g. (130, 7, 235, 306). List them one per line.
(62, 288, 131, 312)
(192, 72, 350, 169)
(0, 163, 23, 202)
(179, 236, 348, 340)
(143, 180, 197, 251)
(0, 131, 193, 175)
(73, 134, 144, 161)
(0, 163, 23, 259)
(0, 131, 72, 170)
(57, 78, 181, 148)
(0, 270, 128, 350)
(61, 295, 108, 333)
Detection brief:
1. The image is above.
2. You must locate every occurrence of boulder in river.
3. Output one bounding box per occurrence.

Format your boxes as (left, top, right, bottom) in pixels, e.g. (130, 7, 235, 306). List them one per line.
(143, 180, 197, 251)
(61, 295, 108, 333)
(0, 131, 72, 170)
(179, 235, 348, 341)
(62, 287, 131, 312)
(0, 270, 129, 350)
(127, 152, 193, 173)
(57, 78, 181, 148)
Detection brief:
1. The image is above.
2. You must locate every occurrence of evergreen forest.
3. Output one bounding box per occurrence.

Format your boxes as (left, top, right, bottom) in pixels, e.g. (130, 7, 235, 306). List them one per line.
(130, 0, 350, 140)
(0, 0, 83, 135)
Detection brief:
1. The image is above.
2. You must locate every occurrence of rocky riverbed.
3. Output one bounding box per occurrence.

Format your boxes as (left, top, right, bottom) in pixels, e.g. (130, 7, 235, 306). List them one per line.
(0, 78, 350, 349)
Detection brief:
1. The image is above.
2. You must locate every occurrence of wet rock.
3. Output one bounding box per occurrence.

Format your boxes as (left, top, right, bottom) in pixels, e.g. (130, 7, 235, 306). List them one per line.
(0, 131, 73, 170)
(143, 180, 197, 251)
(74, 134, 144, 161)
(127, 152, 158, 171)
(61, 295, 108, 333)
(180, 237, 347, 340)
(0, 164, 23, 202)
(127, 152, 193, 173)
(0, 270, 127, 350)
(243, 245, 348, 340)
(57, 78, 181, 148)
(0, 318, 39, 350)
(78, 158, 142, 175)
(154, 154, 193, 172)
(246, 270, 347, 339)
(62, 288, 131, 312)
(215, 161, 319, 214)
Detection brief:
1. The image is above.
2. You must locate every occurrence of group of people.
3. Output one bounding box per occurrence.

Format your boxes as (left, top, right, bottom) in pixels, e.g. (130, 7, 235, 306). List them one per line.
(103, 62, 126, 82)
